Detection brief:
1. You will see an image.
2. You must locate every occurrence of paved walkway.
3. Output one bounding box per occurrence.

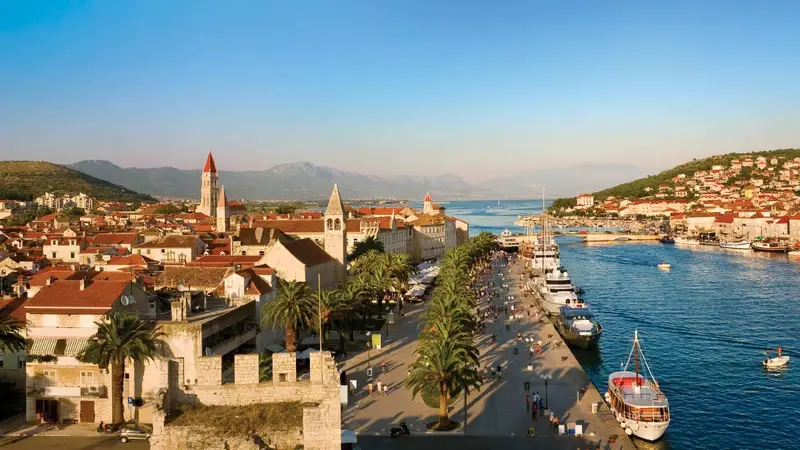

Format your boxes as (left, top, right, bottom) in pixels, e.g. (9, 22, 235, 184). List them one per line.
(341, 253, 637, 449)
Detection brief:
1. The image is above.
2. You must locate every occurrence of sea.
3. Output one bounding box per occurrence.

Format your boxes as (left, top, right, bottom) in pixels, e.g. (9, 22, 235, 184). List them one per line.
(440, 199, 800, 450)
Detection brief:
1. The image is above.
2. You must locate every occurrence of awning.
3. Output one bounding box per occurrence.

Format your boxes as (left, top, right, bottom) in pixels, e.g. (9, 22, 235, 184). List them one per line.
(29, 339, 58, 356)
(64, 339, 89, 357)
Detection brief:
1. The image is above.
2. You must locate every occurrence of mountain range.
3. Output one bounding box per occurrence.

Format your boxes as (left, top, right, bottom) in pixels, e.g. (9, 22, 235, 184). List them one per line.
(67, 160, 652, 201)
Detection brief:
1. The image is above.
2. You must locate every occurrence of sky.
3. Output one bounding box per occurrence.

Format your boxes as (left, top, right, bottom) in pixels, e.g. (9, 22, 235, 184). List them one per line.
(2, 0, 800, 182)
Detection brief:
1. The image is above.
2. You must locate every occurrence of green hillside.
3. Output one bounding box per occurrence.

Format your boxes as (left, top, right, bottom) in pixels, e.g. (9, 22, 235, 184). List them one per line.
(550, 148, 800, 210)
(0, 161, 155, 203)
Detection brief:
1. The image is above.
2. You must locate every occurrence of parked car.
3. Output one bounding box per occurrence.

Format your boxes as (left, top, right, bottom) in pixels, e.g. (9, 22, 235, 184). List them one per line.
(119, 424, 151, 443)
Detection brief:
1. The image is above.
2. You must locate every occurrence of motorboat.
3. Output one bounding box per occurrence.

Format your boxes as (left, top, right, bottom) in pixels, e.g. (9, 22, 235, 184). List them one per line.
(606, 330, 670, 441)
(656, 262, 671, 270)
(751, 240, 790, 253)
(673, 236, 700, 246)
(659, 236, 675, 245)
(698, 231, 719, 246)
(720, 240, 751, 250)
(537, 267, 582, 315)
(788, 250, 800, 257)
(763, 347, 790, 369)
(555, 303, 602, 349)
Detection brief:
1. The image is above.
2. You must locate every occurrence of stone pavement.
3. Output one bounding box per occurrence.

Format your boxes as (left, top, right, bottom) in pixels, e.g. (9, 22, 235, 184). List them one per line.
(341, 253, 637, 450)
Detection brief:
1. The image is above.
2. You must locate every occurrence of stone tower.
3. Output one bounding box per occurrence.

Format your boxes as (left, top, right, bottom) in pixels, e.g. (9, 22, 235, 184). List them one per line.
(198, 151, 219, 217)
(216, 185, 229, 233)
(324, 184, 347, 282)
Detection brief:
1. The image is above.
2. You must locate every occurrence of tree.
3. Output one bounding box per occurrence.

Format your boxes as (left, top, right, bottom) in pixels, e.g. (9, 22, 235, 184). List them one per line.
(261, 279, 318, 352)
(349, 236, 385, 261)
(0, 316, 26, 354)
(154, 204, 181, 215)
(78, 312, 170, 424)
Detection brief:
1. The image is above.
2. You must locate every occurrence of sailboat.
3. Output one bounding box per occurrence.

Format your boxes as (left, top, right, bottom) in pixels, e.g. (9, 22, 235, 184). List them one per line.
(606, 330, 670, 441)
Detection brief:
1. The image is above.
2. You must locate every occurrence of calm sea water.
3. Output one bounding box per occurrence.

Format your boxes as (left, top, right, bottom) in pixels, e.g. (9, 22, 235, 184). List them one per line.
(448, 199, 800, 450)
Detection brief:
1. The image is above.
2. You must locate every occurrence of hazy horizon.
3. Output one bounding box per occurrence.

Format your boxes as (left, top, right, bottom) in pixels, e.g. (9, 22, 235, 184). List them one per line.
(2, 1, 800, 182)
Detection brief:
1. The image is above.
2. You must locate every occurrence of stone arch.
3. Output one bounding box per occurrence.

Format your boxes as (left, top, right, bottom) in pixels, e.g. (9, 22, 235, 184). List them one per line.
(334, 218, 341, 230)
(327, 218, 333, 230)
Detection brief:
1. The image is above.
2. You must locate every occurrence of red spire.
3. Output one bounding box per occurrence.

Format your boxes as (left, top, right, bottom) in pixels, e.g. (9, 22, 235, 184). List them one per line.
(203, 151, 217, 173)
(424, 192, 432, 202)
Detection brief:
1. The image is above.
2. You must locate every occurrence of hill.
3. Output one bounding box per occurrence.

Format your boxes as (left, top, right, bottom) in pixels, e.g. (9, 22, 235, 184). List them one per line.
(68, 160, 497, 200)
(0, 161, 156, 203)
(550, 149, 800, 210)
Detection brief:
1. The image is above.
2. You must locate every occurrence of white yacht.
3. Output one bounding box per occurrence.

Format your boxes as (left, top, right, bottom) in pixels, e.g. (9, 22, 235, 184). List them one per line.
(529, 236, 561, 270)
(606, 330, 670, 441)
(673, 236, 700, 246)
(537, 267, 581, 315)
(498, 228, 520, 252)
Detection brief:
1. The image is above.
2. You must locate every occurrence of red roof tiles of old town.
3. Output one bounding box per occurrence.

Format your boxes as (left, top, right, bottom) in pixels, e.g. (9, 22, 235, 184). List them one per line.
(203, 151, 218, 173)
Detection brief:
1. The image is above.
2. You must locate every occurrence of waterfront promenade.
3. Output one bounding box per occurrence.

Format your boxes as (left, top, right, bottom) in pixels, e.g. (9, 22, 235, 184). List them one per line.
(341, 253, 636, 449)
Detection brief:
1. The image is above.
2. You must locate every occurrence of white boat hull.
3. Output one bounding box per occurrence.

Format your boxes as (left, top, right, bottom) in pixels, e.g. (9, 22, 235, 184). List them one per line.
(674, 238, 699, 246)
(763, 355, 790, 368)
(621, 418, 670, 441)
(720, 242, 751, 250)
(788, 251, 800, 257)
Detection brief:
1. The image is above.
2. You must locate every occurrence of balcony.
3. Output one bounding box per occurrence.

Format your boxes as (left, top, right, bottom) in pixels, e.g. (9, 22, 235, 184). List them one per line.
(43, 386, 81, 397)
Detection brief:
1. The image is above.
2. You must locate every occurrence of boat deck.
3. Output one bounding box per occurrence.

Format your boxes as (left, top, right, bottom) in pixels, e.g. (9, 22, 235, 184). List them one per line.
(609, 371, 669, 408)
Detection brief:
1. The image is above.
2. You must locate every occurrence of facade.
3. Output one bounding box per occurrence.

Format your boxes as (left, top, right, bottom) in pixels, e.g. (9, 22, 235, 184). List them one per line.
(576, 193, 595, 207)
(134, 235, 207, 264)
(231, 227, 288, 256)
(258, 239, 337, 290)
(43, 237, 85, 263)
(323, 184, 347, 283)
(197, 152, 219, 218)
(405, 193, 459, 260)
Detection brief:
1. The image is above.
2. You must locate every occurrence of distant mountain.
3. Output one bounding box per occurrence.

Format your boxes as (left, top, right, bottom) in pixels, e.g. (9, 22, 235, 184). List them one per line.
(68, 160, 498, 201)
(479, 164, 655, 198)
(0, 161, 155, 203)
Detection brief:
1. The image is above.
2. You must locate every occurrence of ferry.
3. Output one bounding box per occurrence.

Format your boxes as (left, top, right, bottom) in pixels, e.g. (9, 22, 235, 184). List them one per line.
(720, 240, 751, 250)
(498, 228, 520, 252)
(606, 330, 670, 441)
(555, 303, 602, 349)
(537, 267, 582, 315)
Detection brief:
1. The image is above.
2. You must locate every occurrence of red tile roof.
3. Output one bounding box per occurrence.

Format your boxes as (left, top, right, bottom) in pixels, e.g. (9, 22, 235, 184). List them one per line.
(203, 152, 217, 173)
(90, 233, 138, 246)
(0, 297, 28, 321)
(26, 280, 129, 310)
(187, 255, 262, 268)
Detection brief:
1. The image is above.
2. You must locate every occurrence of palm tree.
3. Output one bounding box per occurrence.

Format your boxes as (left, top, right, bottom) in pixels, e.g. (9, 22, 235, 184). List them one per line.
(261, 279, 318, 352)
(349, 236, 385, 261)
(0, 316, 26, 354)
(405, 338, 481, 428)
(78, 312, 170, 424)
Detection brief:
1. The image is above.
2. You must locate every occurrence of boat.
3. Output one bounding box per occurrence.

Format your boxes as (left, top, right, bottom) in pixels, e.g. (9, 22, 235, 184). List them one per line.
(656, 261, 670, 270)
(763, 347, 790, 368)
(751, 240, 790, 253)
(555, 303, 602, 349)
(498, 228, 520, 252)
(698, 231, 719, 246)
(606, 330, 670, 441)
(659, 236, 675, 245)
(788, 250, 800, 257)
(720, 240, 751, 250)
(673, 236, 700, 246)
(536, 267, 582, 315)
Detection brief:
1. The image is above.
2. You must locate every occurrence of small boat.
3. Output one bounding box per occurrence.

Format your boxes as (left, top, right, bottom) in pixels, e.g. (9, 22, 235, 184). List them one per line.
(788, 251, 800, 257)
(751, 240, 790, 253)
(555, 304, 602, 349)
(720, 240, 751, 250)
(763, 347, 790, 368)
(606, 330, 670, 441)
(673, 236, 700, 246)
(657, 261, 670, 270)
(698, 231, 718, 246)
(659, 236, 675, 245)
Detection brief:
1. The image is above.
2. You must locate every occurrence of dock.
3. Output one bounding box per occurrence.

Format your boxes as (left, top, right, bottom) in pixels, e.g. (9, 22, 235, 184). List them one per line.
(581, 233, 659, 242)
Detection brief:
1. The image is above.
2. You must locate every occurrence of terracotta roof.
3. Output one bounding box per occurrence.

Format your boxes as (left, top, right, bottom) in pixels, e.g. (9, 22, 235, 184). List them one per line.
(357, 207, 404, 216)
(250, 265, 274, 275)
(155, 266, 232, 289)
(178, 212, 209, 221)
(203, 151, 218, 173)
(407, 214, 448, 226)
(233, 268, 273, 295)
(187, 255, 261, 268)
(0, 296, 28, 321)
(424, 192, 432, 202)
(105, 255, 157, 266)
(135, 235, 201, 249)
(26, 280, 129, 310)
(716, 214, 735, 224)
(281, 239, 334, 267)
(253, 220, 323, 234)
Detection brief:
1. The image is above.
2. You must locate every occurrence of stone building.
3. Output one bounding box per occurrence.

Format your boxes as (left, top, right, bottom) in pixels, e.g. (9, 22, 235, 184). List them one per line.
(197, 152, 219, 218)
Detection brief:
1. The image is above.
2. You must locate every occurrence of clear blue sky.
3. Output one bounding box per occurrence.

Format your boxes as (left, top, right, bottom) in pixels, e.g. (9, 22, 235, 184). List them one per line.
(2, 0, 800, 181)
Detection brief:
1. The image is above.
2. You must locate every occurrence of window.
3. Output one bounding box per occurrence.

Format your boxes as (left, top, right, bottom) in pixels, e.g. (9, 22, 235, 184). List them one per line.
(80, 371, 95, 387)
(258, 250, 264, 256)
(43, 370, 57, 385)
(334, 218, 341, 230)
(146, 249, 151, 255)
(70, 252, 75, 259)
(136, 250, 141, 255)
(18, 360, 25, 369)
(51, 252, 57, 258)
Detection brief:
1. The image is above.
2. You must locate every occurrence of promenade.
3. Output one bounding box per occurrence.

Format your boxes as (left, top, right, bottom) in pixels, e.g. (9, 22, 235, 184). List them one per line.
(341, 253, 637, 450)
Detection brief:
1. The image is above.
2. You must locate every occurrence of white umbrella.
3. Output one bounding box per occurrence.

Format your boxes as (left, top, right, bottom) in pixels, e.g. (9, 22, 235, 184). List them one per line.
(341, 429, 358, 444)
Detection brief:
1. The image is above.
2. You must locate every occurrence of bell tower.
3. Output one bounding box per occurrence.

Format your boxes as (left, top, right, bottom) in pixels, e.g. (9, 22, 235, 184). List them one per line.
(324, 184, 347, 282)
(198, 151, 219, 217)
(216, 185, 229, 233)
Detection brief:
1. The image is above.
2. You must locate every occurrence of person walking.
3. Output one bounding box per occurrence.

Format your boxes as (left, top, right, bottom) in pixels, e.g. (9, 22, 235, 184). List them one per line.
(376, 379, 382, 394)
(531, 398, 538, 420)
(367, 382, 373, 395)
(381, 360, 387, 373)
(537, 392, 544, 415)
(382, 384, 388, 396)
(525, 393, 531, 412)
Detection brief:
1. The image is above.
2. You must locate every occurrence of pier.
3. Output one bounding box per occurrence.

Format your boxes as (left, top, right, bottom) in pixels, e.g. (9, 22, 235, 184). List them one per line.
(581, 233, 660, 242)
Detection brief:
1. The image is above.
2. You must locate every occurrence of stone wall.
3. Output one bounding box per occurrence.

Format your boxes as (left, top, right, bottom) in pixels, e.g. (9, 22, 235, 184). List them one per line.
(153, 351, 341, 450)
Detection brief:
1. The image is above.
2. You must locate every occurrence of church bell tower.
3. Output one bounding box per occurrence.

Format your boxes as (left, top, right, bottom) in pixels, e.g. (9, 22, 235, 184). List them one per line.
(324, 184, 347, 282)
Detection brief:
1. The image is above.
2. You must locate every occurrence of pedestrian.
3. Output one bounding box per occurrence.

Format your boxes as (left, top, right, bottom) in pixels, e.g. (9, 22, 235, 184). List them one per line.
(538, 392, 544, 414)
(531, 400, 538, 419)
(376, 379, 382, 394)
(525, 393, 531, 412)
(381, 360, 386, 373)
(383, 384, 388, 396)
(367, 382, 373, 395)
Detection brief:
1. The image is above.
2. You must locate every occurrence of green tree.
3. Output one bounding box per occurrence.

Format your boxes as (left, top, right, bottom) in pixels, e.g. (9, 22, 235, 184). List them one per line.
(0, 316, 26, 354)
(348, 236, 385, 261)
(261, 279, 318, 352)
(78, 312, 171, 424)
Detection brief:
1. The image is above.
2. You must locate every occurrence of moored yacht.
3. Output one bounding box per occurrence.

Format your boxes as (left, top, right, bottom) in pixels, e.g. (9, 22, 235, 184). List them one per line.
(498, 228, 520, 252)
(720, 239, 751, 250)
(555, 303, 602, 349)
(537, 267, 581, 315)
(751, 239, 790, 253)
(673, 236, 700, 246)
(606, 330, 670, 441)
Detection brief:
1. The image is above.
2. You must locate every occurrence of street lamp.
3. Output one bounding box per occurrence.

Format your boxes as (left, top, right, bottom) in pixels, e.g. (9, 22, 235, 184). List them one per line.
(386, 311, 395, 338)
(366, 331, 372, 377)
(539, 374, 552, 409)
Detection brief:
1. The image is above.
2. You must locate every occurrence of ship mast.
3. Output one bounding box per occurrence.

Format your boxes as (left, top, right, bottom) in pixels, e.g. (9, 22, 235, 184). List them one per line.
(634, 329, 640, 386)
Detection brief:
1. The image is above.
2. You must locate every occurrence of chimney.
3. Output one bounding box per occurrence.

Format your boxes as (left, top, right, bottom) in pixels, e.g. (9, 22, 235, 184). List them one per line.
(79, 279, 86, 290)
(170, 298, 187, 322)
(46, 276, 54, 286)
